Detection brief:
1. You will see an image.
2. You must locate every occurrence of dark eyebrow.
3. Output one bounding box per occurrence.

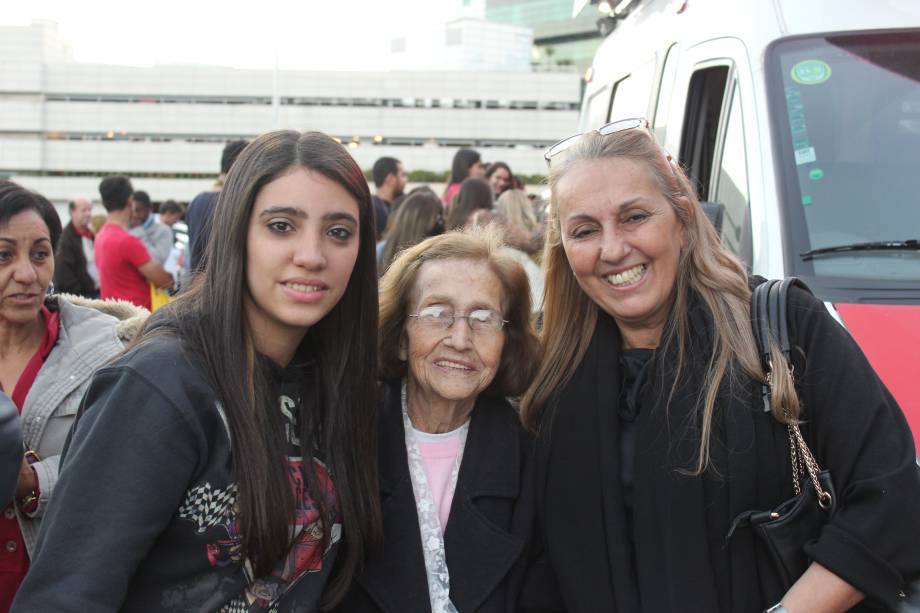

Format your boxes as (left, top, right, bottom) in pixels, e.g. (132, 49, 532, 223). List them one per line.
(258, 207, 358, 225)
(259, 205, 307, 219)
(323, 212, 358, 224)
(0, 237, 50, 246)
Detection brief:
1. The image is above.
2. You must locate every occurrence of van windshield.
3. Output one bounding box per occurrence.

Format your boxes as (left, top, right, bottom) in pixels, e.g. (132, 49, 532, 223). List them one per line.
(768, 31, 920, 285)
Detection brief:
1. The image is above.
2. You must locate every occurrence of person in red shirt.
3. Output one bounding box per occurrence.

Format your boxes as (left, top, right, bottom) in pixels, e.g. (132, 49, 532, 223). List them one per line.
(94, 177, 172, 309)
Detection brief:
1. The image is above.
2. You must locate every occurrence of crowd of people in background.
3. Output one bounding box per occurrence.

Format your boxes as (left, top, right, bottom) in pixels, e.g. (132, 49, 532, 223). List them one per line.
(45, 141, 542, 314)
(0, 124, 917, 613)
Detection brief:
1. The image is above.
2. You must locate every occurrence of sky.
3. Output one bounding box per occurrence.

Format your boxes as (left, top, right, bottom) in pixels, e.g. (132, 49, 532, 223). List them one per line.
(2, 0, 460, 71)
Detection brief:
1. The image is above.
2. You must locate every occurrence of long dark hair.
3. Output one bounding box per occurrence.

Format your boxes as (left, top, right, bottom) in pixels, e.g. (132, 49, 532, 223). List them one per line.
(378, 188, 444, 275)
(447, 148, 481, 186)
(142, 130, 381, 605)
(446, 177, 493, 230)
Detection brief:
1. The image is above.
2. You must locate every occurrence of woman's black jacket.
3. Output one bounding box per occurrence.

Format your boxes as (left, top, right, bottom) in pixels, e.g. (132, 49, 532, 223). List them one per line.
(336, 380, 537, 613)
(532, 284, 920, 613)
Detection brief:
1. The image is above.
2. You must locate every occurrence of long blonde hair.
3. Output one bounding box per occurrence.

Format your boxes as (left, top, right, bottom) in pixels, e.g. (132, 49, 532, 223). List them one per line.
(495, 189, 538, 234)
(520, 129, 801, 473)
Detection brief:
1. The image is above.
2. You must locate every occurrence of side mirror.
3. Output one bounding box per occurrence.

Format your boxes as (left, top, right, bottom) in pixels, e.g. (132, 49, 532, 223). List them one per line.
(701, 201, 725, 235)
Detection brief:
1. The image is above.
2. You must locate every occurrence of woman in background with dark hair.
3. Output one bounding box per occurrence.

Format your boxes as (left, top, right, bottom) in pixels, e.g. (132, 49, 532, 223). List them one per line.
(443, 149, 484, 207)
(377, 188, 444, 276)
(446, 177, 493, 231)
(13, 131, 382, 613)
(485, 162, 512, 200)
(0, 181, 146, 610)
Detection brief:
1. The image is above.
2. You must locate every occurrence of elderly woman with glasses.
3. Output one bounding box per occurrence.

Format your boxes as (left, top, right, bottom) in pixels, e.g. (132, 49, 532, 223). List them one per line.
(338, 226, 541, 613)
(521, 119, 920, 613)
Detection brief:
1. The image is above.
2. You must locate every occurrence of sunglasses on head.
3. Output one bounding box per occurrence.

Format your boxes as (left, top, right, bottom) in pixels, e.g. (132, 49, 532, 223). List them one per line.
(544, 117, 654, 166)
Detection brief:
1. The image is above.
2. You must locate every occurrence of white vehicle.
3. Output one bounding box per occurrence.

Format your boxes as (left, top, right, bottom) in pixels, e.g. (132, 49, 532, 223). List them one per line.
(579, 0, 920, 446)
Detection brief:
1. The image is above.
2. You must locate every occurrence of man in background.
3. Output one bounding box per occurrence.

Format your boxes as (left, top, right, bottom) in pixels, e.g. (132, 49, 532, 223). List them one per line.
(156, 200, 186, 280)
(54, 197, 99, 298)
(157, 200, 185, 231)
(186, 140, 248, 272)
(371, 156, 407, 238)
(95, 176, 173, 310)
(130, 190, 174, 265)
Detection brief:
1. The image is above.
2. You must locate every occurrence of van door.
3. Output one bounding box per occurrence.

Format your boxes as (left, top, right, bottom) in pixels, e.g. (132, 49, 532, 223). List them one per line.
(665, 38, 772, 275)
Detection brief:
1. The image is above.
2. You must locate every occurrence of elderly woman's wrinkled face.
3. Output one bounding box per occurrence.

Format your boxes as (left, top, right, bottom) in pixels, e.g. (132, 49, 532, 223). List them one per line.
(405, 258, 505, 406)
(556, 157, 684, 346)
(0, 210, 54, 327)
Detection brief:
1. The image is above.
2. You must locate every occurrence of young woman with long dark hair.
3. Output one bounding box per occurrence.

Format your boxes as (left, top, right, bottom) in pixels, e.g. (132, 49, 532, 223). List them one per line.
(442, 148, 484, 207)
(12, 131, 382, 613)
(445, 177, 493, 231)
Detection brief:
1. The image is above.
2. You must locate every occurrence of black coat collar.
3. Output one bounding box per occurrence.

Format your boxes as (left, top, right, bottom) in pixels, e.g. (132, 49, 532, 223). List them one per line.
(358, 380, 526, 613)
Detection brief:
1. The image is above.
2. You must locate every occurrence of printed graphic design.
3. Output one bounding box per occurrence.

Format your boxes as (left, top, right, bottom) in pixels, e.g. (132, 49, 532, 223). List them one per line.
(205, 393, 342, 611)
(178, 482, 239, 534)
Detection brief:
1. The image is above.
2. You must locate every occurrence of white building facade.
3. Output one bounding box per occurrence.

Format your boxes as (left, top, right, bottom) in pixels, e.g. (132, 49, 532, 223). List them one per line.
(1, 22, 580, 204)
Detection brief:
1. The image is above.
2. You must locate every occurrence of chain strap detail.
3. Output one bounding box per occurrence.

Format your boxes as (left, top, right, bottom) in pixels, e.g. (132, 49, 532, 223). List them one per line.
(772, 361, 833, 509)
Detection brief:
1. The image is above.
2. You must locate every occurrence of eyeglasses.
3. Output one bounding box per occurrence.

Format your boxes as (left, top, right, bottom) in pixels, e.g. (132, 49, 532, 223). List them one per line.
(544, 117, 650, 166)
(408, 305, 508, 333)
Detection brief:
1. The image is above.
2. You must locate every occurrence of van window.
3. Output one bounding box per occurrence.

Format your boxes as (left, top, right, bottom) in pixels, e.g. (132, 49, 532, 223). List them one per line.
(768, 31, 920, 284)
(679, 65, 730, 200)
(609, 60, 656, 121)
(713, 83, 753, 264)
(585, 84, 612, 130)
(653, 44, 680, 142)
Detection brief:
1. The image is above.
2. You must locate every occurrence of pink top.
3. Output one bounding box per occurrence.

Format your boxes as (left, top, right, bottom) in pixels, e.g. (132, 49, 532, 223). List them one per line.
(413, 427, 465, 533)
(443, 182, 461, 208)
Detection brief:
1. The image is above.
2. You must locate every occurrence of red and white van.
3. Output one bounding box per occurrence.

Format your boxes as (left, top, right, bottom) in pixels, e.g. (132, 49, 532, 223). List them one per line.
(579, 0, 920, 448)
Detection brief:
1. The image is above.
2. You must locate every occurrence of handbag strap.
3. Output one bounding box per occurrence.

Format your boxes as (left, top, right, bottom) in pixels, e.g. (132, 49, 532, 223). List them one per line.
(751, 278, 832, 509)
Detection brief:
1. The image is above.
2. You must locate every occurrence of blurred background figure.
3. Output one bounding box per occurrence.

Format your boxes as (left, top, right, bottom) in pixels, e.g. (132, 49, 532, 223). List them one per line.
(129, 191, 173, 265)
(156, 200, 184, 232)
(377, 187, 444, 276)
(185, 139, 248, 273)
(89, 213, 106, 236)
(494, 189, 545, 311)
(53, 197, 99, 298)
(445, 177, 493, 230)
(372, 156, 407, 239)
(442, 148, 484, 207)
(495, 189, 539, 242)
(0, 180, 146, 610)
(155, 200, 188, 289)
(485, 161, 512, 200)
(95, 176, 172, 310)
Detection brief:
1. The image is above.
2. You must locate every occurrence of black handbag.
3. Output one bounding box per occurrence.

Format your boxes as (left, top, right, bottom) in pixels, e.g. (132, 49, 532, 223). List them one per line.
(730, 278, 920, 612)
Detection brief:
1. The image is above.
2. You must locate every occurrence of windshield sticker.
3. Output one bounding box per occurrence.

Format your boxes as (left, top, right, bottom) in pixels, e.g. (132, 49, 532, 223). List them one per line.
(795, 146, 817, 165)
(791, 60, 832, 85)
(785, 87, 814, 165)
(809, 168, 824, 181)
